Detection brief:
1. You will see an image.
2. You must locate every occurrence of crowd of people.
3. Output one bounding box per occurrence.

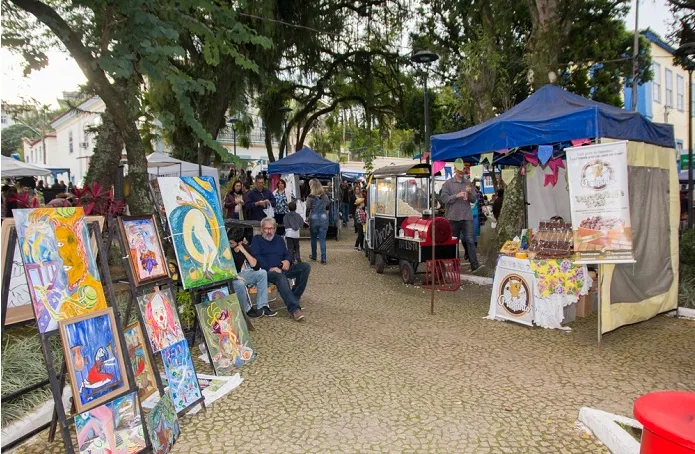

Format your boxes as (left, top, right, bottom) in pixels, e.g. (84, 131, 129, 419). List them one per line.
(1, 177, 78, 217)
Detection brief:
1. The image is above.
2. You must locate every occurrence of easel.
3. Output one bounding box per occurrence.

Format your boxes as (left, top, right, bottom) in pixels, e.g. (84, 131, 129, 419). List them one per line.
(1, 221, 152, 454)
(105, 216, 206, 417)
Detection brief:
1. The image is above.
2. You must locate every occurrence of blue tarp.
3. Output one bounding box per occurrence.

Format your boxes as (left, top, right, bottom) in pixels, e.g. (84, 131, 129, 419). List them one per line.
(268, 146, 340, 177)
(431, 85, 675, 162)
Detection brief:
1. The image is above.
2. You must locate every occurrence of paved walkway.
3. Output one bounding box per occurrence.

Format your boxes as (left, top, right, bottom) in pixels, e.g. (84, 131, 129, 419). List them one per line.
(16, 236, 695, 453)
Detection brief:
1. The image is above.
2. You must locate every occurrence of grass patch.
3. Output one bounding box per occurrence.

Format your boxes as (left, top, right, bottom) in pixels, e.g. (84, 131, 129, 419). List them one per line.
(679, 264, 695, 309)
(616, 421, 642, 442)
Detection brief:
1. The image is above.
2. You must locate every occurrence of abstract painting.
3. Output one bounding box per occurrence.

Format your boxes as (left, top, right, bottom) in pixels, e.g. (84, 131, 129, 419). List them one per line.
(161, 340, 202, 413)
(1, 219, 34, 325)
(146, 393, 180, 454)
(195, 295, 255, 376)
(124, 322, 158, 401)
(158, 177, 236, 289)
(202, 285, 229, 303)
(119, 215, 169, 286)
(75, 391, 146, 454)
(137, 287, 185, 353)
(13, 208, 107, 333)
(59, 308, 130, 413)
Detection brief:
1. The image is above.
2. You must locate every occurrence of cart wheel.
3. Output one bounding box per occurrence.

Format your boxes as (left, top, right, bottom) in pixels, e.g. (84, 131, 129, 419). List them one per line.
(400, 261, 415, 285)
(375, 254, 385, 274)
(369, 249, 377, 266)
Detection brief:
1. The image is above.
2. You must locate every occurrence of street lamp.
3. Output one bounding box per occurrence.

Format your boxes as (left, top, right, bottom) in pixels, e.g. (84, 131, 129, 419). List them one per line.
(676, 42, 695, 229)
(226, 117, 239, 156)
(278, 106, 292, 157)
(411, 50, 439, 165)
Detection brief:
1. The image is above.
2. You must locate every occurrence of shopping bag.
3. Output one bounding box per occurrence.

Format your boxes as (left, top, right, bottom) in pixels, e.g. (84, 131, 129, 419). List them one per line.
(264, 205, 275, 218)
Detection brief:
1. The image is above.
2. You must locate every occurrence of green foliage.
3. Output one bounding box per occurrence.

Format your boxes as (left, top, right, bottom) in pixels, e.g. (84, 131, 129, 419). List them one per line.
(176, 290, 196, 330)
(680, 228, 695, 267)
(1, 123, 36, 157)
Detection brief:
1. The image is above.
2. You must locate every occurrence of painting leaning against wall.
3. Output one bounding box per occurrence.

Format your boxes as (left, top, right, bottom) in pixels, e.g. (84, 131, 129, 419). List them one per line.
(13, 207, 108, 333)
(157, 176, 236, 289)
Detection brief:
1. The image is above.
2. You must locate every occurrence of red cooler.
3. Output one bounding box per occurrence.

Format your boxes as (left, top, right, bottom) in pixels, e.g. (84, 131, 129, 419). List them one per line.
(633, 391, 695, 454)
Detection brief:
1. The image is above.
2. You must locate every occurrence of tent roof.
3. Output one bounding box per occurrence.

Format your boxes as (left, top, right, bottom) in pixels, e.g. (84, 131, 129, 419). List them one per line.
(431, 84, 675, 162)
(146, 152, 184, 168)
(268, 147, 339, 177)
(1, 156, 53, 177)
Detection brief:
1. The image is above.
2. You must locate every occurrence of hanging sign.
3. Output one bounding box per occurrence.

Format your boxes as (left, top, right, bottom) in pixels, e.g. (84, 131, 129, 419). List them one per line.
(565, 141, 634, 264)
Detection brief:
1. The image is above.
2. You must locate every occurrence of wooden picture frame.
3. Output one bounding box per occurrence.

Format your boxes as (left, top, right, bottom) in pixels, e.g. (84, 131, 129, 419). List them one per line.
(124, 322, 158, 401)
(59, 308, 130, 413)
(118, 215, 170, 287)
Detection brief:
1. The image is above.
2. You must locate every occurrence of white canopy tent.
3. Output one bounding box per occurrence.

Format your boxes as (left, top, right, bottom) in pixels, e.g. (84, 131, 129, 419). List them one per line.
(1, 156, 52, 178)
(146, 152, 221, 196)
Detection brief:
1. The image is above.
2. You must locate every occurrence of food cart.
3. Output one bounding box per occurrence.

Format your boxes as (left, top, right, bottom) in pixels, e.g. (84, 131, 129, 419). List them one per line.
(364, 163, 459, 284)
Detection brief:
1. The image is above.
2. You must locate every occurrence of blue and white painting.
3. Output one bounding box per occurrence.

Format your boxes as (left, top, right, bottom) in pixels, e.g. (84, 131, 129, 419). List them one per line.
(161, 340, 202, 413)
(158, 177, 236, 289)
(59, 308, 130, 413)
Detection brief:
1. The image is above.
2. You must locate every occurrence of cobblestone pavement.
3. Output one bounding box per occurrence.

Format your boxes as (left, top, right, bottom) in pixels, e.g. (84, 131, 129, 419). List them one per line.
(15, 236, 695, 453)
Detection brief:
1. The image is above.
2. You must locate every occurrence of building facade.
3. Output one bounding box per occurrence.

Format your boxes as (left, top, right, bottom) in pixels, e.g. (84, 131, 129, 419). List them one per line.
(624, 30, 694, 169)
(22, 133, 57, 166)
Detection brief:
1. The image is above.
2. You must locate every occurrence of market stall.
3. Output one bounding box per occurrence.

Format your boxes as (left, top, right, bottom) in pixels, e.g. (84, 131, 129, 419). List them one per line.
(431, 84, 678, 338)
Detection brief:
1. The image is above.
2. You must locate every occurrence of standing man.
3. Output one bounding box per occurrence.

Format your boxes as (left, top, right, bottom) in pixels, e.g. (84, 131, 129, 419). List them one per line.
(440, 159, 480, 272)
(245, 174, 276, 221)
(339, 180, 351, 227)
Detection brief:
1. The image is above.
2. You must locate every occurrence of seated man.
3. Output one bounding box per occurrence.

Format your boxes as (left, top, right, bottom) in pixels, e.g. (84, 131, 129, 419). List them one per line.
(228, 227, 276, 318)
(251, 217, 310, 321)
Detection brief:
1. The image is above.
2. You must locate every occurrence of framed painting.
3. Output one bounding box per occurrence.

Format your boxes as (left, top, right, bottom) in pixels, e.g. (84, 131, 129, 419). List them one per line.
(124, 322, 158, 401)
(161, 340, 202, 413)
(146, 393, 180, 454)
(157, 176, 236, 289)
(59, 308, 130, 413)
(202, 285, 229, 303)
(118, 215, 169, 286)
(14, 207, 108, 333)
(195, 294, 255, 376)
(136, 287, 185, 353)
(75, 391, 146, 454)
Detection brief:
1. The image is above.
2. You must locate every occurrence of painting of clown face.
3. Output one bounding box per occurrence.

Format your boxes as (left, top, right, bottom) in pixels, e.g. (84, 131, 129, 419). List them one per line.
(137, 287, 185, 353)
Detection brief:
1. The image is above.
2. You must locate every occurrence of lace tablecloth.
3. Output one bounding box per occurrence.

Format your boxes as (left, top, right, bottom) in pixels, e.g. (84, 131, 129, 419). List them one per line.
(529, 259, 592, 329)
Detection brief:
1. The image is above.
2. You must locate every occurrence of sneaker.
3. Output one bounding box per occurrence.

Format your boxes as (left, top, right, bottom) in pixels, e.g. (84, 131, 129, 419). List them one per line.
(471, 265, 485, 274)
(321, 259, 327, 264)
(292, 310, 305, 321)
(246, 308, 263, 318)
(261, 307, 277, 317)
(309, 256, 317, 261)
(354, 247, 359, 251)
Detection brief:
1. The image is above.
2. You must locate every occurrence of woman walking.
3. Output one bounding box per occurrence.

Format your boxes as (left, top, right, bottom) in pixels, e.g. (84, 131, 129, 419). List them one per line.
(273, 178, 290, 225)
(306, 178, 330, 264)
(224, 180, 245, 219)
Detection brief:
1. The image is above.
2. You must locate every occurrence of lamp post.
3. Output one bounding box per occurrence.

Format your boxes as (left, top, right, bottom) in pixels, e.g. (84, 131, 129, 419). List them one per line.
(676, 42, 695, 229)
(227, 117, 239, 156)
(411, 49, 439, 315)
(278, 106, 292, 158)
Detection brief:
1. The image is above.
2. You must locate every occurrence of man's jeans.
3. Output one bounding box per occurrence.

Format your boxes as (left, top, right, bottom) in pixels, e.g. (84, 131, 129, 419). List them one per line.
(266, 262, 311, 314)
(450, 219, 479, 269)
(341, 202, 350, 226)
(231, 269, 268, 313)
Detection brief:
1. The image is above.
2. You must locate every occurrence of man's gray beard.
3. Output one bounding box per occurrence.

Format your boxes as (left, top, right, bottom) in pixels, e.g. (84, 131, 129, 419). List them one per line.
(263, 233, 274, 241)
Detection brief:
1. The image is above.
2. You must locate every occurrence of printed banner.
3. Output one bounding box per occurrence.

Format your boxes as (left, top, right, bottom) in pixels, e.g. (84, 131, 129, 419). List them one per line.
(565, 141, 634, 264)
(488, 256, 535, 326)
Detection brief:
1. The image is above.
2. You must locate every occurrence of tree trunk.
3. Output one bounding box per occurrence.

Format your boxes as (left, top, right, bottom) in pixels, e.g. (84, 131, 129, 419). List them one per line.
(526, 0, 574, 90)
(264, 125, 275, 162)
(84, 109, 123, 188)
(495, 167, 525, 250)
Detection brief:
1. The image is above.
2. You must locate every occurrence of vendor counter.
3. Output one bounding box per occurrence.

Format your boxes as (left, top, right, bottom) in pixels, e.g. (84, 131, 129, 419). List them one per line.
(487, 256, 593, 329)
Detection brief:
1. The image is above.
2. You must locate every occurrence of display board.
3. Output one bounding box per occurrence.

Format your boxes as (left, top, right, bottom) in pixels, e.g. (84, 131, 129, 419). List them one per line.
(488, 256, 535, 326)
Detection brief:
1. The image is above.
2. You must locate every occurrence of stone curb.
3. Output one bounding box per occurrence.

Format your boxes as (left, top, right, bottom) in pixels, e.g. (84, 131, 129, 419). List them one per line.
(578, 407, 641, 454)
(460, 274, 493, 286)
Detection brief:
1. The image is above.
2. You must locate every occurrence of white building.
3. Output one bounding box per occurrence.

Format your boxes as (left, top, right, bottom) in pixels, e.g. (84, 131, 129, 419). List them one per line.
(1, 106, 15, 129)
(22, 133, 57, 166)
(625, 30, 694, 169)
(50, 96, 106, 185)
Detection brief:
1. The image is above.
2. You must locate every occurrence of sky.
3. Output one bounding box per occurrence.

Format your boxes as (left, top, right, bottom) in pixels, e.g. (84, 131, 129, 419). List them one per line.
(0, 0, 675, 110)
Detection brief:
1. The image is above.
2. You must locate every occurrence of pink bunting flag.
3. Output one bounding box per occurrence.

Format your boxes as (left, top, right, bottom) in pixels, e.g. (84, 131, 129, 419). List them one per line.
(544, 173, 558, 187)
(432, 161, 446, 175)
(571, 138, 591, 147)
(496, 148, 510, 154)
(524, 153, 539, 166)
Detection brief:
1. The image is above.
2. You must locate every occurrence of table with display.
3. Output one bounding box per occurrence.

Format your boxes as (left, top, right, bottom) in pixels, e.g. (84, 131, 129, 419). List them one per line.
(486, 255, 593, 329)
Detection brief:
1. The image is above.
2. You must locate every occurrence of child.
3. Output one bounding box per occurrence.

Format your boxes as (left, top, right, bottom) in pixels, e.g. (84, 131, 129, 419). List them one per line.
(354, 197, 366, 251)
(283, 201, 304, 263)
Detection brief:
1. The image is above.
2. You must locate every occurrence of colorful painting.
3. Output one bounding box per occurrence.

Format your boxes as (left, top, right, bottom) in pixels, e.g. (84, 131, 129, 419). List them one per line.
(202, 285, 229, 303)
(124, 322, 158, 401)
(195, 295, 255, 375)
(157, 177, 236, 289)
(137, 287, 184, 353)
(75, 391, 146, 454)
(161, 340, 202, 413)
(146, 393, 180, 454)
(119, 215, 169, 286)
(59, 308, 130, 413)
(13, 208, 107, 333)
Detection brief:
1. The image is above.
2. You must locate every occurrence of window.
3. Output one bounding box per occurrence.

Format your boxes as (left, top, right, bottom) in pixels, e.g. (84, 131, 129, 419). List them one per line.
(652, 63, 661, 103)
(68, 131, 74, 154)
(1, 115, 7, 124)
(665, 69, 673, 108)
(677, 75, 684, 112)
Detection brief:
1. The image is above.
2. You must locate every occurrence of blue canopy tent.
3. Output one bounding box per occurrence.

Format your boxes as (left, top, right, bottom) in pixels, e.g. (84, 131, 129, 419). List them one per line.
(268, 146, 340, 177)
(430, 85, 678, 338)
(431, 84, 674, 163)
